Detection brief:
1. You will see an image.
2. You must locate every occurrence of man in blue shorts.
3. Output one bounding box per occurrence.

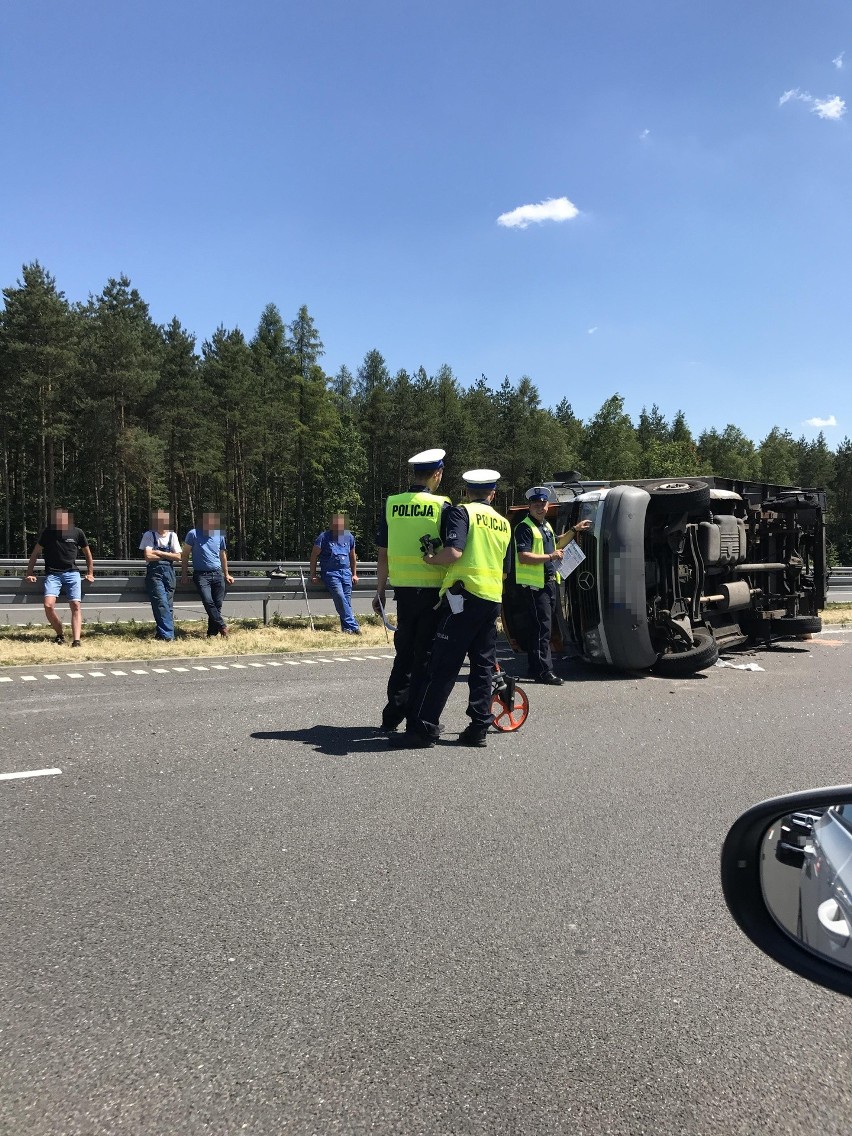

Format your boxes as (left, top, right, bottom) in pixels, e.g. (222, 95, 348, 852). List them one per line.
(25, 507, 95, 647)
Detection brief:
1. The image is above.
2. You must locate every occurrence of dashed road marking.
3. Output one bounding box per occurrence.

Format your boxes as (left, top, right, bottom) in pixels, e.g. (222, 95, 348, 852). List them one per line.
(0, 767, 61, 782)
(2, 654, 395, 685)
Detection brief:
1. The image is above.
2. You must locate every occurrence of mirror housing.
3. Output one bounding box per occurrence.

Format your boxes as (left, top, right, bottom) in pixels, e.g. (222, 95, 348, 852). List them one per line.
(721, 786, 852, 998)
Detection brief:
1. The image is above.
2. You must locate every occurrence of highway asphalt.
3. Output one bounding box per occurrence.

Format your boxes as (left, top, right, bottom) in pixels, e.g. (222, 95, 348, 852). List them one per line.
(2, 636, 852, 1135)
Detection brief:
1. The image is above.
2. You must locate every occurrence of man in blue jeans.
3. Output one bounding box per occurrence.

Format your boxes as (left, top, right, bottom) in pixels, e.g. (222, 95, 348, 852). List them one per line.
(310, 513, 360, 634)
(180, 511, 234, 638)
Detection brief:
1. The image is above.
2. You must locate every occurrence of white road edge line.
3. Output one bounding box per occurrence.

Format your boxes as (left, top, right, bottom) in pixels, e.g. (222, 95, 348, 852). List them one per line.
(0, 767, 62, 781)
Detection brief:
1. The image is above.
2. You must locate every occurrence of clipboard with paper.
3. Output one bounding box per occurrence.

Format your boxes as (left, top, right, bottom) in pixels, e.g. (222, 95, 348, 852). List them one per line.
(557, 540, 586, 579)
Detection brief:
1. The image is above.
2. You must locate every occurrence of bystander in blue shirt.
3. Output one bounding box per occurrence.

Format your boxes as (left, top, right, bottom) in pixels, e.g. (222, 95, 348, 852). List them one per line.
(311, 515, 360, 634)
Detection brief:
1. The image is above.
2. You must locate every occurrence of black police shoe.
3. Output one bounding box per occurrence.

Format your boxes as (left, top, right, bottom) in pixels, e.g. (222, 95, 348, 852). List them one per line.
(389, 728, 436, 749)
(534, 672, 564, 686)
(457, 725, 489, 747)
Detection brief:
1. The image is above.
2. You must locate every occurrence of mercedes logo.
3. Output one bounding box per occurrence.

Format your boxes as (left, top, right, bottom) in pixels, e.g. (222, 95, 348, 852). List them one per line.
(577, 570, 595, 592)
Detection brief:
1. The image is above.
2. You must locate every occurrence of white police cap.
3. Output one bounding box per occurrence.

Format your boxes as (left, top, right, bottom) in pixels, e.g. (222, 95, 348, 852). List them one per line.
(525, 486, 553, 503)
(408, 448, 446, 469)
(462, 468, 501, 488)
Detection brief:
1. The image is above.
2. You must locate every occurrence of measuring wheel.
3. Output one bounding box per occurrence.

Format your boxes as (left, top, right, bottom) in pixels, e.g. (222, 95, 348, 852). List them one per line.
(490, 667, 530, 732)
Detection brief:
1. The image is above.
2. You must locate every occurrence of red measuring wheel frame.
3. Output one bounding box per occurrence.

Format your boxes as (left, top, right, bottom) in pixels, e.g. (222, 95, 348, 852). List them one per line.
(490, 664, 529, 732)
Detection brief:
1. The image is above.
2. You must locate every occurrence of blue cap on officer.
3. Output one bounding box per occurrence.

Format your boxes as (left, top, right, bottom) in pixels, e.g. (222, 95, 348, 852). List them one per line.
(409, 448, 446, 473)
(525, 486, 553, 504)
(463, 469, 500, 494)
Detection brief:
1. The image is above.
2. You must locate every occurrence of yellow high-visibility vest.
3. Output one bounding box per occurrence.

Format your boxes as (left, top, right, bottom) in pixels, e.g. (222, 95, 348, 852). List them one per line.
(514, 515, 554, 589)
(441, 502, 510, 602)
(386, 491, 450, 587)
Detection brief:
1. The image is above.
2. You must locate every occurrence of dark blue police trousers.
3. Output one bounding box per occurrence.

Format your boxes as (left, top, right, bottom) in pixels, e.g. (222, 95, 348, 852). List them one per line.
(525, 578, 558, 678)
(410, 593, 499, 736)
(382, 586, 442, 729)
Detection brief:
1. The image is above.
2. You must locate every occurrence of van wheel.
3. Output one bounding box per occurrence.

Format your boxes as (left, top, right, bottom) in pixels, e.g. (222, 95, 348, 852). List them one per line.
(743, 614, 822, 639)
(653, 627, 719, 676)
(644, 479, 710, 515)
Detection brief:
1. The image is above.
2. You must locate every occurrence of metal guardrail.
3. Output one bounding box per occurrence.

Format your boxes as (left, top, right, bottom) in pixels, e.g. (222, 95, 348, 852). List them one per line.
(829, 567, 852, 588)
(0, 560, 384, 626)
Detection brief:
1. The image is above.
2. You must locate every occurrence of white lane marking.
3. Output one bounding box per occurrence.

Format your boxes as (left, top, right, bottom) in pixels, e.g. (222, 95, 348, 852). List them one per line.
(248, 662, 266, 668)
(211, 665, 229, 670)
(282, 660, 300, 666)
(88, 671, 106, 677)
(230, 663, 247, 669)
(110, 670, 128, 676)
(332, 657, 351, 662)
(0, 767, 62, 781)
(67, 673, 84, 678)
(172, 667, 189, 672)
(301, 659, 318, 664)
(44, 674, 61, 680)
(348, 657, 366, 662)
(315, 658, 333, 663)
(131, 669, 148, 675)
(267, 661, 283, 667)
(380, 654, 395, 659)
(21, 676, 37, 681)
(0, 676, 13, 682)
(192, 666, 209, 671)
(363, 656, 385, 660)
(152, 668, 169, 673)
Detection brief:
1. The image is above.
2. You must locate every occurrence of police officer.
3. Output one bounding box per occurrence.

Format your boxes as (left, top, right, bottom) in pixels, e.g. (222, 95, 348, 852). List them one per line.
(374, 448, 451, 733)
(403, 469, 512, 749)
(514, 486, 593, 685)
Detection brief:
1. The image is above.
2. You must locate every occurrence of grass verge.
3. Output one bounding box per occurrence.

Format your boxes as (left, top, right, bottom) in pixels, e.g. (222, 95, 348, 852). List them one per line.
(822, 602, 852, 626)
(0, 615, 393, 667)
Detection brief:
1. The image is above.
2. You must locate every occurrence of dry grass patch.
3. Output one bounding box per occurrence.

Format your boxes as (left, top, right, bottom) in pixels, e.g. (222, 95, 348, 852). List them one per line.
(0, 616, 393, 667)
(822, 603, 852, 626)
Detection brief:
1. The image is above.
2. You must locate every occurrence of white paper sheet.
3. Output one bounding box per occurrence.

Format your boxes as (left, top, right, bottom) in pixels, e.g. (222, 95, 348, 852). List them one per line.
(557, 541, 586, 579)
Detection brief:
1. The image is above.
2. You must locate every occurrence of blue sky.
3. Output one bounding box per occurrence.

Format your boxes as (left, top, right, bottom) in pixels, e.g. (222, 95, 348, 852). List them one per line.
(1, 0, 849, 443)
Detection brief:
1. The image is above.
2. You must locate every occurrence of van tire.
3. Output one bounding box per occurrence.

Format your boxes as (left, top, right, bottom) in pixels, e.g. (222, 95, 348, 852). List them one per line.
(644, 479, 710, 515)
(653, 627, 719, 676)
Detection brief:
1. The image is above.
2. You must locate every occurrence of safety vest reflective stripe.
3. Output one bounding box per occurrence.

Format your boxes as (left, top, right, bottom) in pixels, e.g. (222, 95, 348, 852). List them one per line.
(441, 502, 511, 603)
(515, 515, 553, 589)
(386, 491, 450, 587)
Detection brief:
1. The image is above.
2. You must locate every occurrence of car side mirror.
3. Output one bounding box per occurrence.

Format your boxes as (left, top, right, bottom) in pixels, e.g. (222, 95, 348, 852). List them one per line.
(721, 787, 852, 997)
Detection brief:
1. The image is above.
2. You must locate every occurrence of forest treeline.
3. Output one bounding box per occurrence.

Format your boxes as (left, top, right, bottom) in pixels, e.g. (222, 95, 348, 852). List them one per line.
(2, 262, 851, 563)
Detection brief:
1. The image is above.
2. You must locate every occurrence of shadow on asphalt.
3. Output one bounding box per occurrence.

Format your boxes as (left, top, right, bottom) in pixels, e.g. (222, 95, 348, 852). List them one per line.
(251, 725, 392, 757)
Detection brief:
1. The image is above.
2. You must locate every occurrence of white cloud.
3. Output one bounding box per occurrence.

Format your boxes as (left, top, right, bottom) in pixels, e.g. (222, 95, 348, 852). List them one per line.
(497, 196, 580, 229)
(804, 415, 837, 428)
(639, 128, 651, 141)
(833, 51, 845, 70)
(587, 327, 598, 335)
(814, 95, 846, 119)
(779, 88, 846, 120)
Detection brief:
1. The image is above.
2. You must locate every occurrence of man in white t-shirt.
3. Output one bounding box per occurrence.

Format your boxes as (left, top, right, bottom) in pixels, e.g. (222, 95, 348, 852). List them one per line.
(139, 509, 182, 641)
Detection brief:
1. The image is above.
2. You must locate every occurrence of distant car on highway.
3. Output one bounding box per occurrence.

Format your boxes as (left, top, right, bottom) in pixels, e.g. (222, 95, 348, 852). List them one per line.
(502, 474, 828, 675)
